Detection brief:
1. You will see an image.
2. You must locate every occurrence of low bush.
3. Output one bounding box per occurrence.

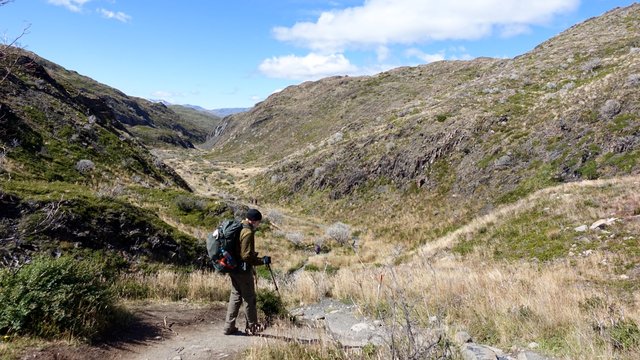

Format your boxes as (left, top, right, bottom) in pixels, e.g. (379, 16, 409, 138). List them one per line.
(326, 222, 352, 246)
(0, 256, 120, 340)
(256, 289, 287, 319)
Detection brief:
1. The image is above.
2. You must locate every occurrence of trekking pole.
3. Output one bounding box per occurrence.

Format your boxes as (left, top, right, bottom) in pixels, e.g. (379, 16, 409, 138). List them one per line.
(266, 264, 280, 297)
(266, 264, 295, 322)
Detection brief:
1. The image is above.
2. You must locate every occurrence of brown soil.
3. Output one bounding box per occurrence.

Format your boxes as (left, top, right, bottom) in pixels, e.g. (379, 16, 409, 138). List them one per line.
(18, 302, 257, 360)
(15, 302, 328, 360)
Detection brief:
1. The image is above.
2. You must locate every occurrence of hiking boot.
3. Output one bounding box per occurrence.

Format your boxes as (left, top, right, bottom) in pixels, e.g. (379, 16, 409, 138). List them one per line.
(245, 323, 265, 336)
(223, 326, 239, 335)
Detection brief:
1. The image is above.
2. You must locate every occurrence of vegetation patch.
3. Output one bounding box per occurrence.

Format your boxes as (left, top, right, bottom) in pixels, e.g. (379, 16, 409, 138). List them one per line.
(0, 184, 206, 268)
(453, 208, 574, 262)
(603, 150, 640, 172)
(132, 187, 232, 229)
(0, 256, 125, 341)
(256, 289, 287, 319)
(435, 113, 450, 122)
(578, 159, 600, 180)
(497, 162, 560, 204)
(608, 319, 640, 351)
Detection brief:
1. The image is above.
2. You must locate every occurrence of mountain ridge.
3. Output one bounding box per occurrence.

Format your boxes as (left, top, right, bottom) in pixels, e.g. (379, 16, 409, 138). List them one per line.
(206, 4, 639, 232)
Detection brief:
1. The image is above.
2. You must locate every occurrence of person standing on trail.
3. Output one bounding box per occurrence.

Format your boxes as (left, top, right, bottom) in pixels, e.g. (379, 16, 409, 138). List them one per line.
(223, 208, 271, 335)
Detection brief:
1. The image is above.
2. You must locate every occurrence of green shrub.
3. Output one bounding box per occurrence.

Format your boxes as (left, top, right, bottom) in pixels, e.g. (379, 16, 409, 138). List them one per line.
(435, 113, 450, 122)
(256, 289, 287, 319)
(174, 194, 206, 212)
(578, 160, 599, 180)
(0, 256, 119, 340)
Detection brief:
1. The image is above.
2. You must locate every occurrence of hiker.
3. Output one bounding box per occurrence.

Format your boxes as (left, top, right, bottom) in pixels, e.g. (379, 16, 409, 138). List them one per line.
(223, 208, 271, 335)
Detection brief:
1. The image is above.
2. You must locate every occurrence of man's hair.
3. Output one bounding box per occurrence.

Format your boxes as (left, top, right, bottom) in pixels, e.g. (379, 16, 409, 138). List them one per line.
(247, 208, 262, 221)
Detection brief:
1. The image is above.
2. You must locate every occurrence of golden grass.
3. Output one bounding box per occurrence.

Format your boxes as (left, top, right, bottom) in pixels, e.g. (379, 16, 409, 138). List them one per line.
(265, 175, 640, 359)
(243, 342, 357, 360)
(322, 255, 639, 358)
(119, 270, 230, 302)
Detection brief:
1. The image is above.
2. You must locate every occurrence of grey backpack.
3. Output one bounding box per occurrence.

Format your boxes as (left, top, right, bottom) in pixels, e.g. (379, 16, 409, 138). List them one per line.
(206, 220, 247, 273)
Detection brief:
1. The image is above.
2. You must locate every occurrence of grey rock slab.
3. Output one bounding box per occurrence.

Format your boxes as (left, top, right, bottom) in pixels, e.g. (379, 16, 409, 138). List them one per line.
(291, 298, 387, 347)
(574, 225, 588, 232)
(323, 308, 387, 347)
(590, 218, 618, 230)
(461, 343, 499, 360)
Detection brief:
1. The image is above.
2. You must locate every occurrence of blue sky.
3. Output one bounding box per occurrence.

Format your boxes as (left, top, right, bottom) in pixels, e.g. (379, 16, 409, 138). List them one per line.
(0, 0, 636, 109)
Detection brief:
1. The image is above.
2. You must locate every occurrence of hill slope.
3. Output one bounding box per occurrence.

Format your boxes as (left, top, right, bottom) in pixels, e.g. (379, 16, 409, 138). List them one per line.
(207, 4, 640, 235)
(0, 47, 236, 268)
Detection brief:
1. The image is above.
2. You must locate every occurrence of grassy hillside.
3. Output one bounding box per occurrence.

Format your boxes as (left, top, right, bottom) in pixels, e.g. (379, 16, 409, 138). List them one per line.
(206, 4, 640, 244)
(339, 176, 640, 358)
(0, 46, 242, 269)
(4, 48, 213, 148)
(169, 104, 222, 141)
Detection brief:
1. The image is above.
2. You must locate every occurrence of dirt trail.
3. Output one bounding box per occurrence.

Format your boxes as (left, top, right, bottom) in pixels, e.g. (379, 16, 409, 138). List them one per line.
(106, 303, 251, 360)
(21, 302, 326, 360)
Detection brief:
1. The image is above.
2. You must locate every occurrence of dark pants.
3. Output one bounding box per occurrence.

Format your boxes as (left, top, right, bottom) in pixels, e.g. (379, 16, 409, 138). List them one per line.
(224, 269, 257, 331)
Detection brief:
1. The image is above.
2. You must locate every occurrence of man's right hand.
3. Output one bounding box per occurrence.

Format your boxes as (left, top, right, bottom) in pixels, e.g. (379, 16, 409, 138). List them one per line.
(262, 256, 271, 265)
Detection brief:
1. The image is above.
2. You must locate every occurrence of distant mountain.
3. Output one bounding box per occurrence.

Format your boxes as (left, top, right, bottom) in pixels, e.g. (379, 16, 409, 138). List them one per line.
(9, 52, 216, 149)
(0, 47, 193, 186)
(209, 108, 250, 117)
(168, 104, 222, 137)
(182, 105, 250, 117)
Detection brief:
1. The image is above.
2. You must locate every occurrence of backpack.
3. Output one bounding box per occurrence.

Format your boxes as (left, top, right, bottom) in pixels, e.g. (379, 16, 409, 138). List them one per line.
(206, 219, 247, 273)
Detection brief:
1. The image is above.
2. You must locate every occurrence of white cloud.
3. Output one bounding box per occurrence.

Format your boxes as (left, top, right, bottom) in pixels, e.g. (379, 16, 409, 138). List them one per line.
(273, 0, 579, 52)
(259, 53, 358, 80)
(48, 0, 91, 12)
(376, 45, 390, 62)
(498, 23, 532, 37)
(405, 48, 445, 63)
(151, 90, 183, 103)
(98, 8, 132, 23)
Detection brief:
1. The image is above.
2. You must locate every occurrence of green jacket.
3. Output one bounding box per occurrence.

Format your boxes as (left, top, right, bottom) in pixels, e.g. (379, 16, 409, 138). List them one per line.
(238, 220, 263, 266)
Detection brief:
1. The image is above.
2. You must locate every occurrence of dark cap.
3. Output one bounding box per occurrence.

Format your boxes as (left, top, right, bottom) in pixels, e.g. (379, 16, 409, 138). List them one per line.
(247, 208, 262, 221)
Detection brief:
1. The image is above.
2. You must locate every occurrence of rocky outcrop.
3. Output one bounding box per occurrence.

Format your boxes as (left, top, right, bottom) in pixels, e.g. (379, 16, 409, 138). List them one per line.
(289, 299, 557, 359)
